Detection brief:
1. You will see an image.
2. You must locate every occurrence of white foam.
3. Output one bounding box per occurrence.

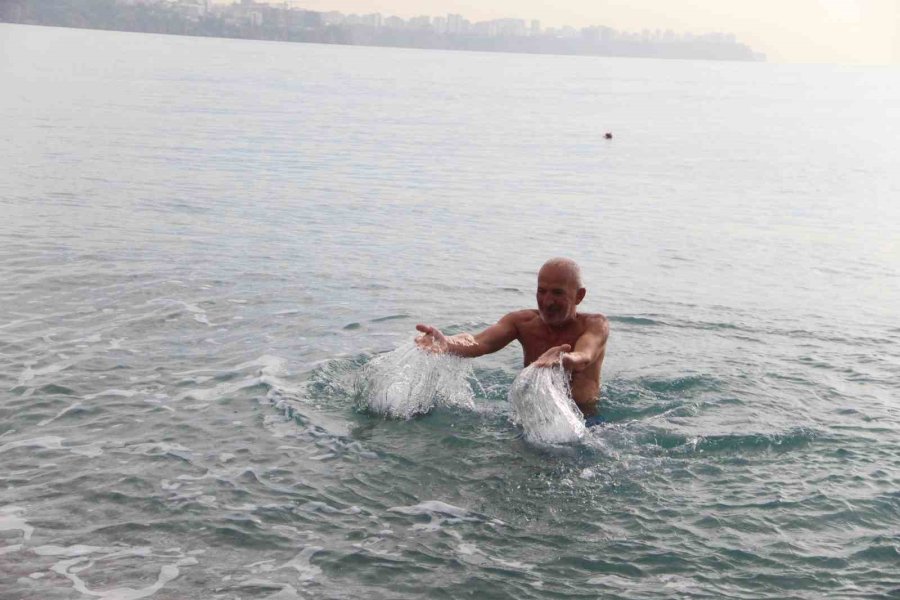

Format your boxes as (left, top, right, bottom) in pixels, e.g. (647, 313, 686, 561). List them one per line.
(173, 355, 291, 403)
(17, 360, 74, 385)
(0, 506, 33, 541)
(298, 501, 361, 516)
(161, 299, 212, 327)
(363, 343, 475, 419)
(38, 401, 83, 426)
(0, 435, 65, 455)
(508, 364, 586, 444)
(83, 389, 137, 400)
(278, 546, 323, 582)
(262, 414, 301, 439)
(493, 558, 536, 571)
(223, 503, 258, 511)
(69, 440, 106, 457)
(41, 544, 198, 600)
(55, 560, 180, 600)
(587, 574, 634, 585)
(388, 500, 483, 532)
(388, 500, 473, 518)
(309, 452, 337, 461)
(236, 354, 289, 377)
(126, 441, 192, 457)
(457, 542, 478, 555)
(0, 436, 105, 458)
(33, 544, 111, 557)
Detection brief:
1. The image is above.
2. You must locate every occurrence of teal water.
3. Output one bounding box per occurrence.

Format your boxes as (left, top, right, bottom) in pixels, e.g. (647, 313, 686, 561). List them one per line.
(2, 23, 899, 599)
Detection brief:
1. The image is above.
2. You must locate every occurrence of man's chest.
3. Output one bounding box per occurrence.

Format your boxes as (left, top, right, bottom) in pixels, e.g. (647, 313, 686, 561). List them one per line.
(518, 325, 583, 361)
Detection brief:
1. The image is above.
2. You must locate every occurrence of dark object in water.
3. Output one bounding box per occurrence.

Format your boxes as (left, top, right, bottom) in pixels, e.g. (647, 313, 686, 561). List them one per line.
(604, 132, 613, 140)
(585, 414, 606, 428)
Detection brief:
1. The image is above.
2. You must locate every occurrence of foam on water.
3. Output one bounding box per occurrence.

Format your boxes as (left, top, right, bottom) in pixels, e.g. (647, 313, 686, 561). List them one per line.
(362, 342, 475, 419)
(387, 500, 478, 519)
(508, 364, 586, 444)
(30, 544, 199, 600)
(37, 401, 84, 427)
(0, 506, 33, 543)
(387, 500, 492, 532)
(0, 435, 65, 455)
(278, 546, 324, 582)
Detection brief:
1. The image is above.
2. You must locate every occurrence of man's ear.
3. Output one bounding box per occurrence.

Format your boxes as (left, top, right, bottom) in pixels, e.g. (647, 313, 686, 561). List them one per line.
(576, 288, 586, 304)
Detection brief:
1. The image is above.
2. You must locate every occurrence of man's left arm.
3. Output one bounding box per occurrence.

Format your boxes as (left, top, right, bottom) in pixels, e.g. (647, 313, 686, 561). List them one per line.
(533, 316, 609, 370)
(562, 316, 609, 372)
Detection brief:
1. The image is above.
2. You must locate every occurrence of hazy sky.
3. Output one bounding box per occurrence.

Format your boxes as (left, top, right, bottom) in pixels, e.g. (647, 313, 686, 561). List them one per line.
(252, 0, 899, 65)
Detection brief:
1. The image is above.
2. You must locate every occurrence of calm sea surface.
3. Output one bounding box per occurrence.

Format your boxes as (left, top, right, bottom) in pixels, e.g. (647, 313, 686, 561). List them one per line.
(2, 23, 899, 599)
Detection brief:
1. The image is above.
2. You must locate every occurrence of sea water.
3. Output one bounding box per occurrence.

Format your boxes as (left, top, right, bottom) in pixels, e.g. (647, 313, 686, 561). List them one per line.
(2, 23, 900, 600)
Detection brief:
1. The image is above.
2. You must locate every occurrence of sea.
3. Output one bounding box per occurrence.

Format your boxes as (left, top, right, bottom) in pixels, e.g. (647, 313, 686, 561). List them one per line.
(1, 23, 899, 600)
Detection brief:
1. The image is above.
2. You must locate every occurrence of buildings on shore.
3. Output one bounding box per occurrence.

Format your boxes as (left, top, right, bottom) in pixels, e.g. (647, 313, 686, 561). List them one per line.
(1, 0, 765, 61)
(161, 0, 742, 47)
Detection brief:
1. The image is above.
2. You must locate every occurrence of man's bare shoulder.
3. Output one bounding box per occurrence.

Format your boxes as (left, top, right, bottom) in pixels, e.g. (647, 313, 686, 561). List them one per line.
(579, 313, 610, 335)
(503, 309, 541, 325)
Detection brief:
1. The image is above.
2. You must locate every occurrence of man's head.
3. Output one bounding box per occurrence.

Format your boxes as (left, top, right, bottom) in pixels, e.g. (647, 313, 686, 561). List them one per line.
(536, 257, 586, 327)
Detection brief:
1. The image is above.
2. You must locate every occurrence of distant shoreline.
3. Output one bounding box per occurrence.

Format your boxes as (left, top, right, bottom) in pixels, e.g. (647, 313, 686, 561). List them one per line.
(1, 22, 767, 65)
(0, 0, 765, 63)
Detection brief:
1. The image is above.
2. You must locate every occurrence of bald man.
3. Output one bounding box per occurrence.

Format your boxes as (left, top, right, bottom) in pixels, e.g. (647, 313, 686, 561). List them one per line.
(415, 258, 610, 420)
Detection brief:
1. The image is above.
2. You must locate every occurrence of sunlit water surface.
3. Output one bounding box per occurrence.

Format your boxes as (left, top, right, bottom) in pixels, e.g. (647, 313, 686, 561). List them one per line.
(2, 23, 899, 600)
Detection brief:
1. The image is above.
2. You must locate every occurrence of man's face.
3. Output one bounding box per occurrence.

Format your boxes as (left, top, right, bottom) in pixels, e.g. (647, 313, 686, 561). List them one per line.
(536, 265, 584, 327)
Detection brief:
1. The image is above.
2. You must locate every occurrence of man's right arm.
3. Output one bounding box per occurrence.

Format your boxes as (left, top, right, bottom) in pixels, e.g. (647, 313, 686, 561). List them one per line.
(415, 313, 520, 358)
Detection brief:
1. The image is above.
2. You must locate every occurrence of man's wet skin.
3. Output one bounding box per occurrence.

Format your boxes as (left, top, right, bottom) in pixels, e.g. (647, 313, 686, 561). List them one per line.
(415, 258, 609, 417)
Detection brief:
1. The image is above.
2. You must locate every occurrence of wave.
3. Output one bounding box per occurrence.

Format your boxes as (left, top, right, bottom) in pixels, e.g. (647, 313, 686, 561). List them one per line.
(607, 315, 666, 326)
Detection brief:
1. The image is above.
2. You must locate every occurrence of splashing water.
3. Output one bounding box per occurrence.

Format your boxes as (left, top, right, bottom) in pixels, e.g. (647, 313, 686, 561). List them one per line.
(362, 343, 476, 419)
(508, 364, 586, 444)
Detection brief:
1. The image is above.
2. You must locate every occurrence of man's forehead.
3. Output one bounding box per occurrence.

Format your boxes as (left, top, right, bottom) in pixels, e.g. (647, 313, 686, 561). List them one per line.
(537, 266, 577, 286)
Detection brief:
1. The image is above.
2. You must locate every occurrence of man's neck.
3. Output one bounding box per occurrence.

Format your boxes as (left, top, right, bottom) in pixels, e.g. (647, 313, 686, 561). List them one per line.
(545, 314, 578, 332)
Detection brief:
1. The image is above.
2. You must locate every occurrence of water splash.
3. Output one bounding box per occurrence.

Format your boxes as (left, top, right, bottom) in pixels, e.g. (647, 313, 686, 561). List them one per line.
(362, 343, 475, 419)
(508, 364, 586, 444)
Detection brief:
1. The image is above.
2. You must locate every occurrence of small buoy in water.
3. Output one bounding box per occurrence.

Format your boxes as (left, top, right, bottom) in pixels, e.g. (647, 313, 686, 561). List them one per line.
(604, 132, 613, 140)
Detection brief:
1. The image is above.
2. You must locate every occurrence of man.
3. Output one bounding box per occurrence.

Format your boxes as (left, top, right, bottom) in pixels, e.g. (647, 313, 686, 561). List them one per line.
(415, 257, 609, 420)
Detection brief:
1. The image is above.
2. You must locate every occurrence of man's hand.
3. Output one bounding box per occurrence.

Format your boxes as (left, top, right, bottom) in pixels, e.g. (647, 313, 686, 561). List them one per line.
(533, 344, 573, 369)
(415, 324, 449, 353)
(413, 316, 515, 359)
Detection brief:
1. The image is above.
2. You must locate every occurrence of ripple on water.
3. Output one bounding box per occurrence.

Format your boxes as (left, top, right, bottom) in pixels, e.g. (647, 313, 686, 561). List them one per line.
(2, 507, 202, 600)
(667, 426, 820, 456)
